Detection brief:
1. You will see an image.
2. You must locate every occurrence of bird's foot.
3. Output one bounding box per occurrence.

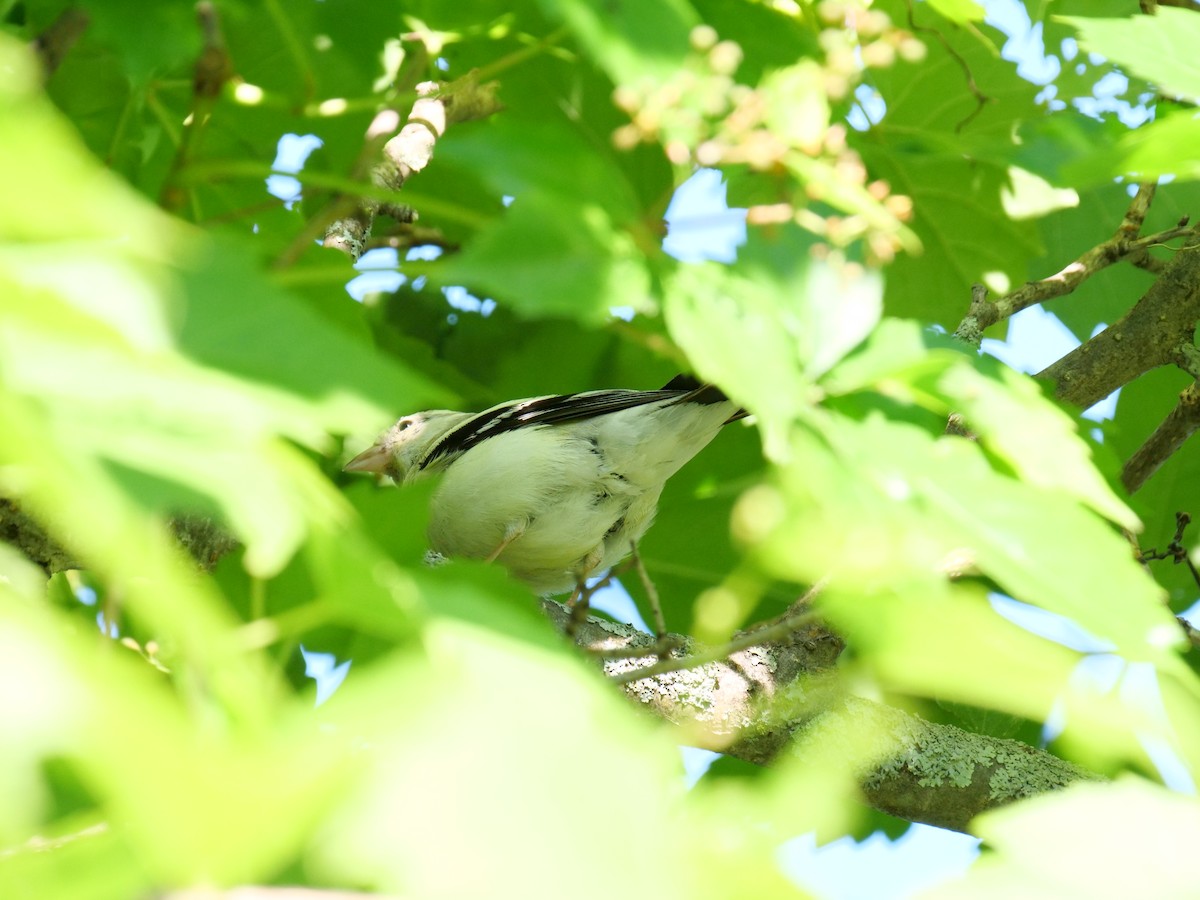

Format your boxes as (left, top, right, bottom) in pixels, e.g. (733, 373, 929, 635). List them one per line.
(485, 519, 528, 563)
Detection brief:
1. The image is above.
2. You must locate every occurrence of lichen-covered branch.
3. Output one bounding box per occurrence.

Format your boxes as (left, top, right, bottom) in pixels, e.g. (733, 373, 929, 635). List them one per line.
(542, 598, 1099, 833)
(0, 498, 235, 575)
(0, 497, 81, 573)
(809, 699, 1101, 832)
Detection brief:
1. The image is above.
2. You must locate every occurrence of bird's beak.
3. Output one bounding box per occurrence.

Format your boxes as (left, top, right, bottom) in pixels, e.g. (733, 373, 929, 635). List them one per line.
(344, 443, 390, 474)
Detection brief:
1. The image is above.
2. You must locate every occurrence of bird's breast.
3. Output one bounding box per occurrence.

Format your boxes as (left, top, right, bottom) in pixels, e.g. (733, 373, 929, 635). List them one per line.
(425, 428, 654, 591)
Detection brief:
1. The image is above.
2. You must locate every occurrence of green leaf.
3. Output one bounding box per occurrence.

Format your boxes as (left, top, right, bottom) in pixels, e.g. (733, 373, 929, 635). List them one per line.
(1062, 110, 1200, 185)
(862, 3, 1044, 323)
(753, 410, 1182, 667)
(308, 616, 794, 897)
(433, 192, 653, 322)
(539, 0, 697, 84)
(738, 227, 884, 382)
(926, 0, 986, 23)
(929, 360, 1139, 532)
(824, 320, 1136, 531)
(1002, 166, 1080, 220)
(926, 778, 1200, 898)
(1061, 9, 1200, 103)
(665, 262, 811, 436)
(437, 117, 645, 222)
(665, 228, 882, 443)
(822, 581, 1112, 734)
(863, 152, 1041, 324)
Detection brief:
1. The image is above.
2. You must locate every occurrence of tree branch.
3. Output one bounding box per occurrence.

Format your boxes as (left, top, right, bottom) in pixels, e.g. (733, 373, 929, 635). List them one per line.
(313, 75, 501, 264)
(1038, 243, 1200, 409)
(542, 597, 1099, 833)
(1122, 380, 1200, 493)
(0, 498, 81, 574)
(811, 699, 1101, 832)
(0, 498, 235, 575)
(32, 5, 90, 79)
(159, 2, 234, 213)
(953, 184, 1196, 344)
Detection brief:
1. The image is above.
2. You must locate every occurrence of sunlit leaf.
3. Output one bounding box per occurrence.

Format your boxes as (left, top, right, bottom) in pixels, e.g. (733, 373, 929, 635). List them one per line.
(1061, 9, 1200, 104)
(1062, 110, 1200, 185)
(926, 0, 986, 23)
(539, 0, 696, 83)
(925, 777, 1200, 898)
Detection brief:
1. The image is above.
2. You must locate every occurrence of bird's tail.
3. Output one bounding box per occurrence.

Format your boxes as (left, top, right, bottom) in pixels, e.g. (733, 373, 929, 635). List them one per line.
(660, 374, 748, 423)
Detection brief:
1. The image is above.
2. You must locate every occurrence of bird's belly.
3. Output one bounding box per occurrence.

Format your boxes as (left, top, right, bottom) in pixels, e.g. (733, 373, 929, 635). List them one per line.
(427, 480, 652, 594)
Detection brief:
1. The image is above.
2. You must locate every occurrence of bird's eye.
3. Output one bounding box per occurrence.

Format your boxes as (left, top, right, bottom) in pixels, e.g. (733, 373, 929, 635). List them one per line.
(398, 419, 414, 432)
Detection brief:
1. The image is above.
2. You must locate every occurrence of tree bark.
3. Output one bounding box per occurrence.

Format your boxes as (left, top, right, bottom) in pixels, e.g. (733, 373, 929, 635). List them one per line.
(543, 599, 1099, 833)
(1038, 245, 1200, 410)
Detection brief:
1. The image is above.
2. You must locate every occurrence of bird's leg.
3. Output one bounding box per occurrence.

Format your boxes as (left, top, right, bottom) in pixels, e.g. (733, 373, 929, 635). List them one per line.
(628, 542, 673, 662)
(565, 547, 607, 637)
(485, 519, 528, 563)
(566, 579, 591, 637)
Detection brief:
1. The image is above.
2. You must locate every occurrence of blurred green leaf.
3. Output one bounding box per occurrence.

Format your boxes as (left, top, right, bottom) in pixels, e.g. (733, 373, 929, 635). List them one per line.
(539, 0, 696, 83)
(665, 262, 813, 433)
(750, 409, 1183, 674)
(665, 229, 881, 445)
(825, 320, 1138, 530)
(925, 777, 1200, 899)
(344, 618, 799, 898)
(1062, 110, 1200, 185)
(929, 360, 1138, 531)
(927, 0, 986, 23)
(824, 582, 1084, 724)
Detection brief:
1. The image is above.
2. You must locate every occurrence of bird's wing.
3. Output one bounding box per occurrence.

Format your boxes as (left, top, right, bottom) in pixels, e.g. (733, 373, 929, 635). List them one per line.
(421, 382, 728, 469)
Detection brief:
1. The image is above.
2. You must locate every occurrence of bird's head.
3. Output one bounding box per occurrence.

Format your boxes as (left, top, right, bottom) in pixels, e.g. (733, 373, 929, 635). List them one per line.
(343, 410, 471, 484)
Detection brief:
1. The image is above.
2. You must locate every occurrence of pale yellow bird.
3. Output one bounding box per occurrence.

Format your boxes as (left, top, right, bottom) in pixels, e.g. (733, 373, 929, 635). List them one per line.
(344, 376, 742, 594)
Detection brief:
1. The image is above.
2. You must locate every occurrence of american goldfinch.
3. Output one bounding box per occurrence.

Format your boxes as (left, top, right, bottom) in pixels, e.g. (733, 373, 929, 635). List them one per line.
(344, 376, 743, 594)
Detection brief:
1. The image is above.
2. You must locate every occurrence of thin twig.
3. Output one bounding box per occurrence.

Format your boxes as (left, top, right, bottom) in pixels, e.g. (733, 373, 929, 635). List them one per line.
(565, 560, 635, 637)
(1138, 511, 1200, 590)
(953, 282, 991, 347)
(33, 6, 90, 78)
(160, 2, 234, 214)
(995, 223, 1195, 320)
(1120, 183, 1157, 237)
(953, 183, 1197, 341)
(1136, 513, 1200, 643)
